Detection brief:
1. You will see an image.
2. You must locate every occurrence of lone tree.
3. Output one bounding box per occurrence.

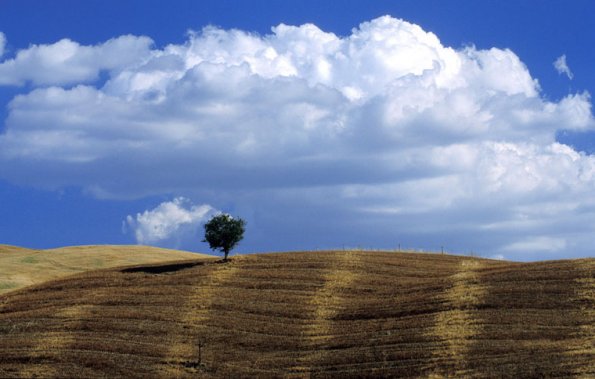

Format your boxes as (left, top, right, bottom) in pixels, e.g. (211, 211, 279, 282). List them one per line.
(203, 214, 246, 261)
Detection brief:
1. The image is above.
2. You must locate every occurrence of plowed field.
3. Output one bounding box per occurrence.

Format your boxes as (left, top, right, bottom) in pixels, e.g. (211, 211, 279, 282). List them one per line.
(0, 251, 593, 377)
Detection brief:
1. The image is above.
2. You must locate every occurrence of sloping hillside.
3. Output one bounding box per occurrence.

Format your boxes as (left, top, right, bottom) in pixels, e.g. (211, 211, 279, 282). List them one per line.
(0, 244, 214, 295)
(0, 251, 593, 377)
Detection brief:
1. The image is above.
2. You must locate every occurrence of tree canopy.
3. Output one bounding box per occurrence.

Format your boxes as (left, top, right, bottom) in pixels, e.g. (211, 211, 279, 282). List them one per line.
(203, 214, 245, 261)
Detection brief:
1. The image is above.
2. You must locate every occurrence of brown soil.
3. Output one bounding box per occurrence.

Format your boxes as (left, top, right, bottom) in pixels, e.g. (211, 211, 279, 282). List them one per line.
(0, 250, 592, 378)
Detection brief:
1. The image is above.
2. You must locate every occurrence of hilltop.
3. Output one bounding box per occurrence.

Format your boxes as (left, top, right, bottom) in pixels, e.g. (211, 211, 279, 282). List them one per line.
(0, 244, 214, 295)
(0, 250, 593, 377)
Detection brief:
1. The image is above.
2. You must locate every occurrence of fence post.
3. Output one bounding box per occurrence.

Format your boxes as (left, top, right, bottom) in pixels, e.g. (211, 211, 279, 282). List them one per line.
(197, 338, 204, 366)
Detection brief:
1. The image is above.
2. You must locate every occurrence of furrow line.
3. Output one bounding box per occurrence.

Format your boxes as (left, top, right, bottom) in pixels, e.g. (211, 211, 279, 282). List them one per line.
(290, 250, 362, 373)
(161, 260, 240, 375)
(426, 259, 486, 376)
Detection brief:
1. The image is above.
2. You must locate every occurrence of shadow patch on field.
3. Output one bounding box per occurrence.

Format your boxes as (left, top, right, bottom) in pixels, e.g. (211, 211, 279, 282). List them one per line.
(120, 259, 228, 274)
(121, 262, 204, 274)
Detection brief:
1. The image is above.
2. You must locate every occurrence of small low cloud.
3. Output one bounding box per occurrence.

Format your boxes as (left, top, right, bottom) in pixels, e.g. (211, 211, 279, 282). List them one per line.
(554, 54, 573, 79)
(489, 254, 506, 261)
(0, 32, 5, 57)
(501, 236, 567, 254)
(124, 197, 217, 247)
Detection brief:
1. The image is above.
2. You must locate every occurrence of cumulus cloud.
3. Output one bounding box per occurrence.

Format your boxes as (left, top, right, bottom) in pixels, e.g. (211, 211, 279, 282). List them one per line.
(1, 16, 594, 259)
(554, 54, 573, 80)
(124, 197, 216, 246)
(0, 35, 153, 86)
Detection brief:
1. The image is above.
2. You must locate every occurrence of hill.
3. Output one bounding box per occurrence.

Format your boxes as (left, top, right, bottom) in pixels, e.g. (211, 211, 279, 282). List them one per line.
(0, 250, 593, 377)
(0, 244, 214, 295)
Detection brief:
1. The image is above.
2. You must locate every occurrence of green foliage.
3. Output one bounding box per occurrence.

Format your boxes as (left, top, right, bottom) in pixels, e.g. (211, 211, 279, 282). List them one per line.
(203, 214, 246, 261)
(0, 282, 17, 290)
(21, 256, 38, 264)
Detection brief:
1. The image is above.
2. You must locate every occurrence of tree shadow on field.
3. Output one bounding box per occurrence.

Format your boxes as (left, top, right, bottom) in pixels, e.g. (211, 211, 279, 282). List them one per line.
(120, 259, 231, 275)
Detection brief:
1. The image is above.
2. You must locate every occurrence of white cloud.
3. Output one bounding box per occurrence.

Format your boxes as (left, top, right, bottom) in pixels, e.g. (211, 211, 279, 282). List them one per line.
(554, 54, 574, 80)
(124, 197, 216, 246)
(489, 254, 506, 261)
(0, 32, 5, 58)
(1, 16, 595, 259)
(502, 236, 567, 254)
(0, 35, 153, 86)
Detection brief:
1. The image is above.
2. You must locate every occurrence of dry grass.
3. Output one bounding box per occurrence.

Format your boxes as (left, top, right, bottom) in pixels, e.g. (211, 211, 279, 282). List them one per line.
(426, 259, 487, 376)
(0, 250, 592, 378)
(0, 244, 214, 295)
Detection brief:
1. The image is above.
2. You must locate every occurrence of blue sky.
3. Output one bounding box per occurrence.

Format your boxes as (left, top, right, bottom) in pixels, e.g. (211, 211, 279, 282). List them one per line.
(1, 1, 594, 261)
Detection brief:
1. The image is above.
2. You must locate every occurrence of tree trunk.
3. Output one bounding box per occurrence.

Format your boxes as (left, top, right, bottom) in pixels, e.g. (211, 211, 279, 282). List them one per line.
(224, 249, 229, 262)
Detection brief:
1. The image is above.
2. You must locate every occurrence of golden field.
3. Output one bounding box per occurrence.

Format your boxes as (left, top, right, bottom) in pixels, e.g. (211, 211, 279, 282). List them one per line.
(0, 244, 214, 295)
